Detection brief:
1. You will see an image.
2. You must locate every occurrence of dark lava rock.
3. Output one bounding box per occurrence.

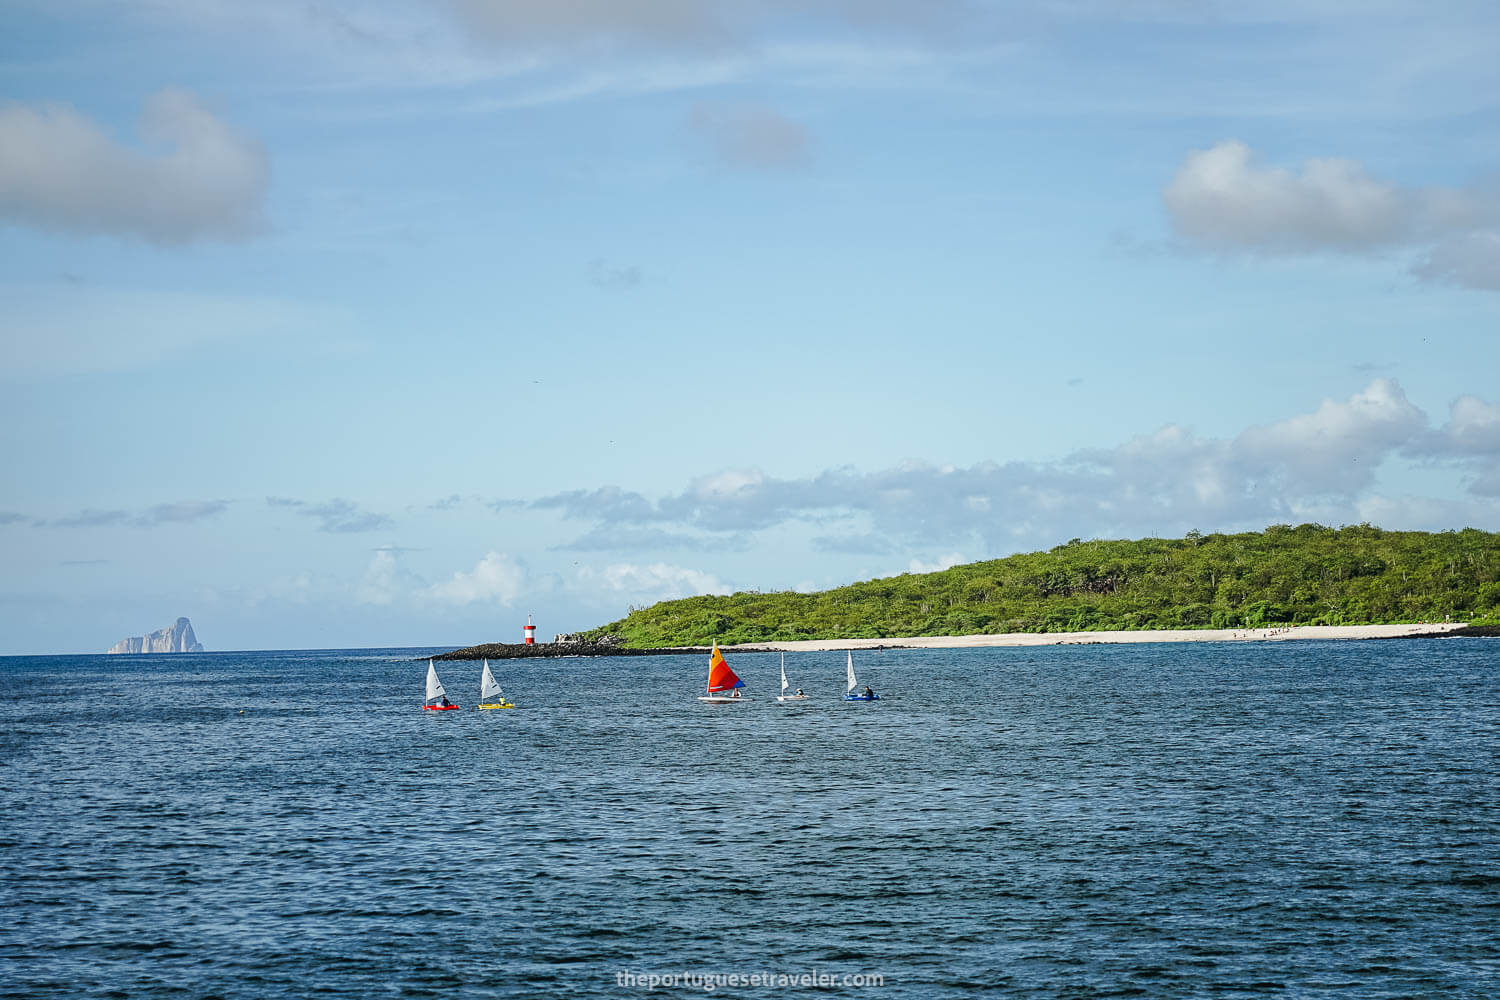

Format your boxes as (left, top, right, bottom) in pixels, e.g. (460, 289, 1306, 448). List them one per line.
(433, 639, 704, 660)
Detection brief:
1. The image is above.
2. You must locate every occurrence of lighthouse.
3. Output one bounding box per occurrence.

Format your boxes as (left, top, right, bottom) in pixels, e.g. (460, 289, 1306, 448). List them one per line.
(523, 613, 536, 645)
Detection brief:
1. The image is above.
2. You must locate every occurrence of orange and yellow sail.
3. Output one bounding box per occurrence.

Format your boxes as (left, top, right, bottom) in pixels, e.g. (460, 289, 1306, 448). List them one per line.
(706, 643, 744, 694)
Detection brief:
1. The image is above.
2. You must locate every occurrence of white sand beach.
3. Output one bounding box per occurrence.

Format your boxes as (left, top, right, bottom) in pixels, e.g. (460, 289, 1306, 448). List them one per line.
(726, 622, 1468, 652)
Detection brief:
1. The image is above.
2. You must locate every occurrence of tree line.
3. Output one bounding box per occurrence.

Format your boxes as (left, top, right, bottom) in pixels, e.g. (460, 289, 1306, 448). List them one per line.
(580, 524, 1500, 647)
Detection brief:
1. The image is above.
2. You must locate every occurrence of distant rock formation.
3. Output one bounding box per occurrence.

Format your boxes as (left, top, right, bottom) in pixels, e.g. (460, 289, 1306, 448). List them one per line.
(107, 617, 204, 654)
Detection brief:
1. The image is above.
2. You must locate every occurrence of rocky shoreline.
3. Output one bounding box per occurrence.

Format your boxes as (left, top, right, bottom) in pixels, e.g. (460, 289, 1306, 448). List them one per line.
(433, 640, 704, 660)
(1394, 624, 1500, 639)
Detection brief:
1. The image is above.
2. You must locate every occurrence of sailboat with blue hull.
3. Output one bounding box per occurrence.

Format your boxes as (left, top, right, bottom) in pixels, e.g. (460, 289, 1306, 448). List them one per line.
(843, 651, 879, 701)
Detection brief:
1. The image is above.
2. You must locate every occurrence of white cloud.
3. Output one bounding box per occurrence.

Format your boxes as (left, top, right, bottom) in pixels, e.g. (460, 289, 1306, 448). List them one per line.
(1353, 493, 1500, 532)
(1443, 395, 1500, 455)
(1235, 377, 1428, 494)
(578, 562, 728, 601)
(426, 551, 526, 606)
(1164, 140, 1500, 289)
(533, 379, 1500, 552)
(693, 468, 765, 497)
(357, 550, 405, 606)
(1164, 140, 1405, 252)
(0, 90, 268, 244)
(1415, 393, 1500, 500)
(909, 552, 965, 574)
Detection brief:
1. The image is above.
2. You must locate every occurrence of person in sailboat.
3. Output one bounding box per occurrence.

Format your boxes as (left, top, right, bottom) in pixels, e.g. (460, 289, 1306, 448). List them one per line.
(795, 688, 804, 696)
(863, 686, 875, 699)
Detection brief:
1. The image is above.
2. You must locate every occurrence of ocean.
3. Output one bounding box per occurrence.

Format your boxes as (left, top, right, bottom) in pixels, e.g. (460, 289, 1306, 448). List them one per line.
(2, 640, 1497, 998)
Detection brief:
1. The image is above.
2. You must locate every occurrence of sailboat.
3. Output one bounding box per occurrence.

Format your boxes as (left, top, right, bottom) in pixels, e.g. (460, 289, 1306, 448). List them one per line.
(477, 659, 516, 710)
(776, 653, 809, 703)
(423, 659, 460, 710)
(697, 643, 747, 703)
(843, 650, 879, 701)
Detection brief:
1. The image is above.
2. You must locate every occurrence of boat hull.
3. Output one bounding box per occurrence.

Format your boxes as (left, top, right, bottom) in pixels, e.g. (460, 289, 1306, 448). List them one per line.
(423, 704, 461, 711)
(698, 696, 746, 704)
(776, 695, 811, 703)
(843, 694, 880, 701)
(478, 703, 516, 710)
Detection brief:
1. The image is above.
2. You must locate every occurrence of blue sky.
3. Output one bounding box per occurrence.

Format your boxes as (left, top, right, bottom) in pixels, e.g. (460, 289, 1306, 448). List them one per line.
(3, 1, 1499, 654)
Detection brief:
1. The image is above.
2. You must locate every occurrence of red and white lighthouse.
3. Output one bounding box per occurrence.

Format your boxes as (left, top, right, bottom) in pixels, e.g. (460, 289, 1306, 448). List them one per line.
(523, 613, 536, 645)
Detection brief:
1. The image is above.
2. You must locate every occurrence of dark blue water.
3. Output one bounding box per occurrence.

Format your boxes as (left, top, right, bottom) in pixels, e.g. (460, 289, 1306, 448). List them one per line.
(2, 641, 1498, 998)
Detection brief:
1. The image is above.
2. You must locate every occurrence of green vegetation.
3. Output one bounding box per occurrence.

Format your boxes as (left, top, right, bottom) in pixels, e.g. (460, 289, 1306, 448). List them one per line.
(581, 524, 1500, 647)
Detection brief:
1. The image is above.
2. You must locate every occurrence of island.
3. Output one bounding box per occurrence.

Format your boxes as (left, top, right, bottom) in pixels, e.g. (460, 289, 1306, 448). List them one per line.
(107, 617, 205, 654)
(439, 524, 1500, 658)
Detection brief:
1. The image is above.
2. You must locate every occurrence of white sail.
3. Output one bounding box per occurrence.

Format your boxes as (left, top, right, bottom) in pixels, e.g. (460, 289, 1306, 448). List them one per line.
(781, 653, 789, 693)
(480, 659, 502, 701)
(846, 651, 858, 693)
(425, 659, 447, 703)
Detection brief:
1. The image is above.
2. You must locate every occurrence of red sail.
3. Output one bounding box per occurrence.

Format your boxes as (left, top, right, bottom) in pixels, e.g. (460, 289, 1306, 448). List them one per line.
(706, 643, 744, 693)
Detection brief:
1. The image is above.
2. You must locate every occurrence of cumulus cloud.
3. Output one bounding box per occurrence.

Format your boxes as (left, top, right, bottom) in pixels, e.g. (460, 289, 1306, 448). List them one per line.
(268, 497, 393, 533)
(0, 89, 268, 245)
(352, 547, 429, 606)
(1234, 378, 1428, 494)
(689, 103, 810, 170)
(1413, 393, 1500, 500)
(532, 379, 1500, 553)
(1440, 395, 1500, 456)
(1164, 140, 1500, 289)
(426, 551, 526, 606)
(1165, 140, 1404, 252)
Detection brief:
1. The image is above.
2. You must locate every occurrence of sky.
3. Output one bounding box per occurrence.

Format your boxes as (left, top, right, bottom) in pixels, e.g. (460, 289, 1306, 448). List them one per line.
(2, 1, 1499, 654)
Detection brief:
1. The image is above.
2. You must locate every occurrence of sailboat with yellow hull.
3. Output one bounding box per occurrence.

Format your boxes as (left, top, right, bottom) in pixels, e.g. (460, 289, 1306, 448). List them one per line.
(477, 659, 516, 709)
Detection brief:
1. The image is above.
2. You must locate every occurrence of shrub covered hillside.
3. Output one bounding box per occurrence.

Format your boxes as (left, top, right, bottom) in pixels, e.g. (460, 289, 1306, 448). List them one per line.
(581, 525, 1500, 647)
